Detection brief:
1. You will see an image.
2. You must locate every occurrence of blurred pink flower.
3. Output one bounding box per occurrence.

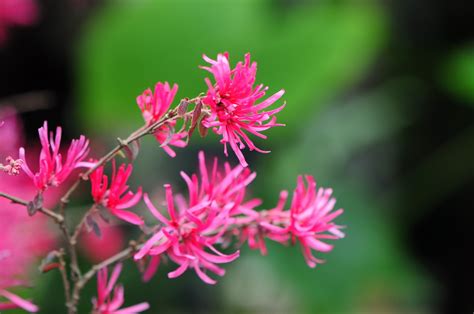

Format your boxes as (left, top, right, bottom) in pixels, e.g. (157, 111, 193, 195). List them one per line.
(79, 222, 126, 264)
(0, 107, 24, 155)
(0, 176, 56, 313)
(134, 151, 260, 284)
(200, 53, 285, 167)
(92, 263, 149, 314)
(19, 121, 91, 192)
(257, 176, 345, 267)
(0, 0, 38, 45)
(136, 82, 187, 157)
(0, 285, 38, 312)
(90, 162, 144, 225)
(0, 109, 58, 312)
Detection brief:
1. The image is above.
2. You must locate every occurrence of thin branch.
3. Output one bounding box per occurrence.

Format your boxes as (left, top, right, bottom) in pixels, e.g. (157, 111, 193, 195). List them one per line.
(71, 205, 96, 245)
(58, 95, 203, 213)
(55, 249, 72, 311)
(71, 242, 142, 311)
(0, 191, 63, 223)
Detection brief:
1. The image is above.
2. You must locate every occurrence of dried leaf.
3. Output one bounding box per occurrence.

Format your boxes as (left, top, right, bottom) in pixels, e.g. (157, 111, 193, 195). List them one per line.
(97, 205, 111, 222)
(27, 193, 43, 216)
(188, 101, 202, 138)
(86, 215, 102, 238)
(177, 98, 189, 117)
(198, 118, 209, 137)
(122, 139, 141, 162)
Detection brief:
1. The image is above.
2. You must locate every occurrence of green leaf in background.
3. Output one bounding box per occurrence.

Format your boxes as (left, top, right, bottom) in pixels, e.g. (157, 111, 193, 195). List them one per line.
(76, 0, 386, 139)
(441, 44, 474, 105)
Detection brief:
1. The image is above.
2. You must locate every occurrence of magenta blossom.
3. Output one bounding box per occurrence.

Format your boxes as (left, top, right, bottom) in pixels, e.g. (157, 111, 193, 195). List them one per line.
(200, 53, 285, 167)
(135, 185, 240, 285)
(0, 0, 38, 45)
(0, 186, 56, 313)
(90, 162, 144, 225)
(256, 175, 344, 268)
(136, 82, 187, 157)
(19, 121, 91, 192)
(92, 263, 149, 314)
(134, 151, 262, 284)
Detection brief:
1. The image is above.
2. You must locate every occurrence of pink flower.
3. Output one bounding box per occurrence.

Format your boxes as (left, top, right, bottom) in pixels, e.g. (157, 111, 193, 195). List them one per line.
(135, 185, 239, 285)
(181, 151, 261, 216)
(0, 0, 38, 45)
(92, 263, 149, 314)
(19, 121, 91, 192)
(134, 152, 257, 284)
(90, 162, 144, 225)
(136, 82, 187, 157)
(0, 284, 38, 313)
(258, 176, 345, 268)
(0, 185, 56, 313)
(79, 222, 126, 263)
(200, 53, 285, 167)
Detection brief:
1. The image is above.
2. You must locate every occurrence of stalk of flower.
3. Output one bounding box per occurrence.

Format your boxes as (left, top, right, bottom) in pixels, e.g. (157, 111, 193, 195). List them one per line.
(200, 52, 286, 167)
(92, 263, 149, 314)
(90, 162, 144, 225)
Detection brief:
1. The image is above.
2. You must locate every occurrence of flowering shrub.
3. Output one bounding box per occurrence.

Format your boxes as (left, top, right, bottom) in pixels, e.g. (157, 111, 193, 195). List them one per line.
(0, 53, 344, 313)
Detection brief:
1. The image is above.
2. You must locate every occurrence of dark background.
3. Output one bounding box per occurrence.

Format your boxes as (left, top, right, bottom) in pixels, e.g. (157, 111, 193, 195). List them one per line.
(1, 0, 473, 313)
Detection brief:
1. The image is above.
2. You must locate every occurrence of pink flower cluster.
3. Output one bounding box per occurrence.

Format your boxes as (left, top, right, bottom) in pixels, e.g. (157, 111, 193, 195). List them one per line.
(134, 152, 344, 284)
(92, 263, 149, 314)
(247, 176, 345, 267)
(0, 0, 38, 45)
(134, 152, 258, 284)
(20, 121, 91, 192)
(201, 53, 285, 167)
(136, 82, 187, 157)
(90, 162, 144, 225)
(1, 52, 346, 312)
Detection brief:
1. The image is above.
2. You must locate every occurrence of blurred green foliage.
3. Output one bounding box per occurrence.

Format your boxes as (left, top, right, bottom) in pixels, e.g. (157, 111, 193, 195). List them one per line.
(77, 0, 386, 139)
(441, 45, 474, 105)
(46, 0, 437, 313)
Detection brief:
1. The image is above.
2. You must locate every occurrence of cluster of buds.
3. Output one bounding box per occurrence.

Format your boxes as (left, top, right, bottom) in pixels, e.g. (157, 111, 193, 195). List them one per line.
(0, 52, 345, 314)
(0, 156, 23, 176)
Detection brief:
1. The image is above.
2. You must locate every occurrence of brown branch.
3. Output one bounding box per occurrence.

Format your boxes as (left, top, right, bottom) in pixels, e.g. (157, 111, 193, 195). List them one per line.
(55, 249, 72, 311)
(71, 205, 96, 245)
(71, 242, 142, 312)
(58, 106, 191, 211)
(0, 191, 63, 223)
